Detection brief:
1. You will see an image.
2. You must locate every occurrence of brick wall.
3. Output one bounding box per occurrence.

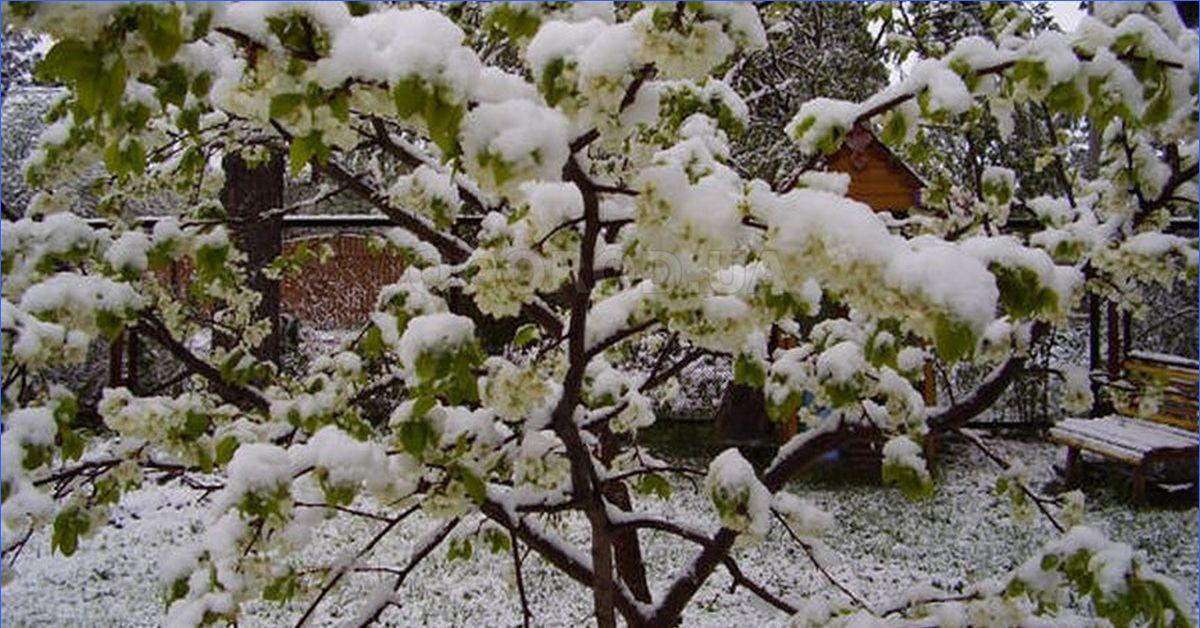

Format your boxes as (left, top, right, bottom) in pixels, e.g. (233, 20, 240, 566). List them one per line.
(280, 234, 406, 329)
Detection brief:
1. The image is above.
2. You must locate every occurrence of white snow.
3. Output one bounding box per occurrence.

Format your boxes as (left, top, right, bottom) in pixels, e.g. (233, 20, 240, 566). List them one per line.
(2, 435, 1195, 627)
(310, 8, 476, 95)
(396, 313, 476, 377)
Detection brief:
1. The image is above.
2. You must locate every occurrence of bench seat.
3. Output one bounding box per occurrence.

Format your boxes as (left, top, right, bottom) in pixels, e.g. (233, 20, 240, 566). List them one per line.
(1049, 416, 1197, 501)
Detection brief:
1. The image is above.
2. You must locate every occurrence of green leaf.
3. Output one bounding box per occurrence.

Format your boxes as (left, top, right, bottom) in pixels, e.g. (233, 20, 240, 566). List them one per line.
(59, 427, 85, 461)
(190, 72, 213, 99)
(345, 2, 371, 17)
(51, 507, 90, 556)
(512, 324, 540, 348)
(266, 12, 329, 60)
(1142, 85, 1172, 126)
(269, 93, 305, 120)
(137, 4, 184, 61)
(36, 40, 98, 85)
(1045, 81, 1085, 117)
(634, 473, 671, 500)
(93, 476, 122, 506)
(320, 477, 356, 507)
(932, 315, 976, 363)
(360, 324, 385, 359)
(393, 76, 428, 118)
(399, 420, 434, 456)
(100, 55, 128, 113)
(880, 109, 908, 146)
(411, 395, 437, 421)
(482, 527, 511, 554)
(539, 57, 571, 107)
(881, 459, 934, 500)
(789, 115, 816, 142)
(288, 131, 329, 175)
(328, 89, 350, 122)
(189, 9, 213, 41)
(181, 411, 210, 440)
(104, 137, 146, 178)
(458, 466, 486, 503)
(733, 354, 766, 388)
(215, 435, 240, 466)
(22, 444, 52, 470)
(483, 3, 542, 42)
(424, 94, 464, 158)
(153, 63, 190, 109)
(992, 265, 1058, 319)
(262, 570, 300, 605)
(447, 536, 473, 561)
(165, 577, 190, 608)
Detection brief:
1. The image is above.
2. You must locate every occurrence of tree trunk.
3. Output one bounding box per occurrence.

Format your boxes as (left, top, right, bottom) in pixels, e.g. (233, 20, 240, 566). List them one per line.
(219, 150, 284, 364)
(598, 429, 652, 603)
(715, 382, 773, 445)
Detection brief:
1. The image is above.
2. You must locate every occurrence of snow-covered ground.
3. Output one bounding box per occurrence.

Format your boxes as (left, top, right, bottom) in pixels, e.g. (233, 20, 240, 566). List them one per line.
(2, 434, 1195, 627)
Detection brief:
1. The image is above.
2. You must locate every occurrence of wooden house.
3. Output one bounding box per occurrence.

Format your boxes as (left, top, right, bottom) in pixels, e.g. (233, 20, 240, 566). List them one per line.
(827, 125, 925, 213)
(721, 125, 933, 451)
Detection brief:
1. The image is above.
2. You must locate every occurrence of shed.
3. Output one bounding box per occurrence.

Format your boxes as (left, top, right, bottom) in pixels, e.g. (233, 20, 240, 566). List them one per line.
(717, 125, 932, 452)
(826, 125, 925, 213)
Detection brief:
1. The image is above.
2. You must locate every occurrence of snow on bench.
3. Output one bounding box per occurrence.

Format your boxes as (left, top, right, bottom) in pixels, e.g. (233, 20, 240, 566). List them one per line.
(1049, 416, 1197, 502)
(1050, 416, 1196, 465)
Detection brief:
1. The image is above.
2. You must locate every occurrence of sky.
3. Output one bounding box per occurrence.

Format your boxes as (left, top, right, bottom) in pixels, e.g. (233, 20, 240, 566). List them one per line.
(886, 2, 1089, 82)
(1048, 1, 1087, 31)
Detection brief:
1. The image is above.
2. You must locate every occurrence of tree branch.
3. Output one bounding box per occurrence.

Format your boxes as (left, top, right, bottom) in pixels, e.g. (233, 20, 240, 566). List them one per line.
(295, 503, 421, 627)
(352, 516, 460, 627)
(774, 512, 871, 610)
(510, 530, 534, 628)
(958, 429, 1065, 533)
(135, 315, 270, 414)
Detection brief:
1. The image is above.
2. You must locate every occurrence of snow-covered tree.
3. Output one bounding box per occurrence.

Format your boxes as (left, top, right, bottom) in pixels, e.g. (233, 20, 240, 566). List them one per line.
(2, 3, 1196, 626)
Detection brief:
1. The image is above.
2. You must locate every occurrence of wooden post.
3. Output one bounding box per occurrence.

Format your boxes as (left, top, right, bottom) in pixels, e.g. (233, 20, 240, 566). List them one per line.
(219, 150, 285, 364)
(922, 359, 937, 406)
(1064, 446, 1080, 485)
(1106, 301, 1121, 381)
(1131, 464, 1147, 504)
(921, 359, 938, 462)
(109, 331, 125, 387)
(778, 331, 798, 443)
(1087, 292, 1106, 417)
(127, 329, 140, 393)
(1121, 310, 1131, 364)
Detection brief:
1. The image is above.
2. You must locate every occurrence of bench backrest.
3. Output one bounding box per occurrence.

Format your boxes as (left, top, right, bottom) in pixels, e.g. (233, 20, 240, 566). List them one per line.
(1118, 352, 1199, 432)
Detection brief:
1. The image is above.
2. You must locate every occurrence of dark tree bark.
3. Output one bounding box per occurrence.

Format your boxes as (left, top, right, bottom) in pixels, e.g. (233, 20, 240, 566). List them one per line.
(219, 150, 285, 364)
(714, 383, 773, 444)
(598, 429, 652, 603)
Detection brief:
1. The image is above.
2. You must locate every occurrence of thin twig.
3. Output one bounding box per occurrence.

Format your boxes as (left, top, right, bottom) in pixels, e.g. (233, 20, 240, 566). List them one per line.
(511, 530, 533, 628)
(958, 430, 1065, 533)
(773, 512, 872, 611)
(293, 503, 421, 627)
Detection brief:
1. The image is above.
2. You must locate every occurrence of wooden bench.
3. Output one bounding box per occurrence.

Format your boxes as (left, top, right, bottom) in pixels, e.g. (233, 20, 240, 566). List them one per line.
(1049, 352, 1198, 503)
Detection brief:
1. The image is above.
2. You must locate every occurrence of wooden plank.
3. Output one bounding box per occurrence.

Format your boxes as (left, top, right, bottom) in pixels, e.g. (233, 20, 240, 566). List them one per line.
(1127, 350, 1200, 370)
(1099, 416, 1197, 446)
(1052, 424, 1155, 457)
(1049, 416, 1197, 467)
(1048, 428, 1144, 464)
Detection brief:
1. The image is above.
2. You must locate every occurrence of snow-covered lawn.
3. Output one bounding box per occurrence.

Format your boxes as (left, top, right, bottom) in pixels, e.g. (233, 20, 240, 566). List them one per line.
(2, 434, 1195, 627)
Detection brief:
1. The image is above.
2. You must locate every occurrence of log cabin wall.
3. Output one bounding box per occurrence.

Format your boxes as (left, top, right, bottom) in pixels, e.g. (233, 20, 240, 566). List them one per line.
(826, 126, 924, 213)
